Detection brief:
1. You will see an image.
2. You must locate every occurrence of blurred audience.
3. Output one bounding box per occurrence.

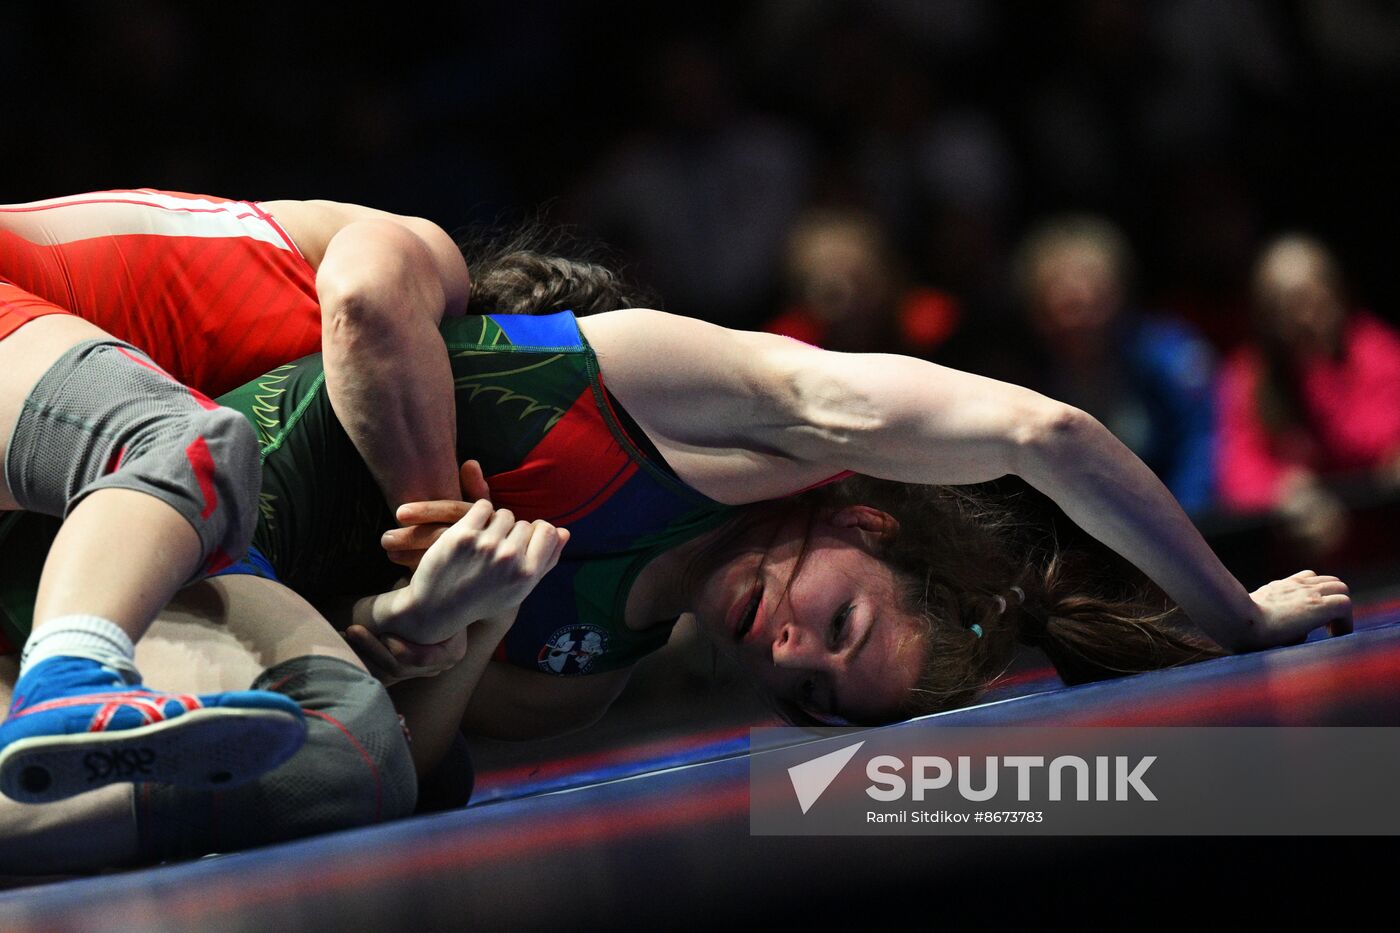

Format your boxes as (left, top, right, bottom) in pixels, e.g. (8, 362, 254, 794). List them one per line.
(1016, 215, 1218, 515)
(1216, 235, 1400, 552)
(573, 37, 810, 327)
(6, 0, 1398, 534)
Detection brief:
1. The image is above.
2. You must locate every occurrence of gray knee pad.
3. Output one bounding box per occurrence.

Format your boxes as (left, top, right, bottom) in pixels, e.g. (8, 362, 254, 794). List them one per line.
(4, 339, 260, 581)
(134, 656, 417, 861)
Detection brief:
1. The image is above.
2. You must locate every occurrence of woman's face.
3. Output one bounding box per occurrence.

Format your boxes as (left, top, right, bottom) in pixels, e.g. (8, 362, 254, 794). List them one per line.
(691, 506, 926, 725)
(1257, 241, 1346, 353)
(1029, 245, 1122, 349)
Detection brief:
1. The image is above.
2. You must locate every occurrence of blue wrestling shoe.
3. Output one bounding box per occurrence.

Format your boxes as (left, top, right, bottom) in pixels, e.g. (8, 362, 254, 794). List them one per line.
(0, 656, 307, 804)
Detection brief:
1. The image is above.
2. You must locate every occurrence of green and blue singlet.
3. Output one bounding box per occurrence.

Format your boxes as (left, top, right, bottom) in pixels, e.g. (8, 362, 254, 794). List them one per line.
(0, 312, 737, 676)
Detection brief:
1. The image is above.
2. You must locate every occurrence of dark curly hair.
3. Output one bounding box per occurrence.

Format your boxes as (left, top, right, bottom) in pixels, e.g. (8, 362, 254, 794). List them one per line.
(699, 476, 1225, 728)
(831, 477, 1225, 721)
(456, 224, 655, 317)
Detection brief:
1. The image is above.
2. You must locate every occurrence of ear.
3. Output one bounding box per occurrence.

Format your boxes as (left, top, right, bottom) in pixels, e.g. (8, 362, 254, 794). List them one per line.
(825, 504, 900, 544)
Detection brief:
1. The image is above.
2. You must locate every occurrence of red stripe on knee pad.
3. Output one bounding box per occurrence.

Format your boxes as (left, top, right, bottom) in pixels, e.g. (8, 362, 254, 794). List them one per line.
(113, 345, 175, 380)
(185, 387, 219, 412)
(303, 709, 384, 822)
(113, 345, 217, 410)
(185, 435, 219, 520)
(103, 444, 129, 475)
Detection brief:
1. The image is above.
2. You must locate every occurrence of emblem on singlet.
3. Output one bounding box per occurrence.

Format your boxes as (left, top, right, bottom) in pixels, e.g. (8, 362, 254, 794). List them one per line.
(538, 624, 610, 675)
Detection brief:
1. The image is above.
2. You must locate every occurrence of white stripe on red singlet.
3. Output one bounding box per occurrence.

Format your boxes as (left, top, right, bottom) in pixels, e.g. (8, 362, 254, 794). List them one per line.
(0, 189, 292, 251)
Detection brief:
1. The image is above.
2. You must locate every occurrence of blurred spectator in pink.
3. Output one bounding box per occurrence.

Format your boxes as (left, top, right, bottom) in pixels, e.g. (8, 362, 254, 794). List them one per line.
(1017, 215, 1218, 515)
(1216, 235, 1400, 551)
(762, 207, 961, 357)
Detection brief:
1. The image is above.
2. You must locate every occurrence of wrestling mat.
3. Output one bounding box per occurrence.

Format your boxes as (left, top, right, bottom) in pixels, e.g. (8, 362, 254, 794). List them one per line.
(3, 596, 1397, 931)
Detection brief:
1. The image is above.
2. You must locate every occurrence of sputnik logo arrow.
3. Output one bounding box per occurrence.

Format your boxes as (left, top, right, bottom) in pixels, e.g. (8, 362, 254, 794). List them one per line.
(788, 741, 865, 814)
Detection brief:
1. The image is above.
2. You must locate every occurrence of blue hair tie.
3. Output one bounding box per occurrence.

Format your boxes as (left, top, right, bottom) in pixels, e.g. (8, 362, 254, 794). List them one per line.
(970, 623, 984, 639)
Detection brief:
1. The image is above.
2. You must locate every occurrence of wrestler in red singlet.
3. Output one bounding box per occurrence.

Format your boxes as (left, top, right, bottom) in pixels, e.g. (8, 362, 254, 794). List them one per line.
(0, 189, 322, 394)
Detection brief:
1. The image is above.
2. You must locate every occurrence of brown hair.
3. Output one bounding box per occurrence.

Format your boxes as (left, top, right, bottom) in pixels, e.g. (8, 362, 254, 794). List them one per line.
(747, 475, 1225, 726)
(456, 224, 654, 317)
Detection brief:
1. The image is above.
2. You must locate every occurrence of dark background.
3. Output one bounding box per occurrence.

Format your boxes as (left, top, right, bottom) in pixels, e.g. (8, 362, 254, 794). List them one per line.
(4, 1, 1397, 914)
(5, 0, 1398, 340)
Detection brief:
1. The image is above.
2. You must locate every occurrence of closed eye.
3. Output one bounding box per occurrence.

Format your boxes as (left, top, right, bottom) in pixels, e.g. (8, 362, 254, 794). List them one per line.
(829, 603, 853, 652)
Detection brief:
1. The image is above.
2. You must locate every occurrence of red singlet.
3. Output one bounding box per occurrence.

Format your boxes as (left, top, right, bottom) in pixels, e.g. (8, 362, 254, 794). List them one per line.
(0, 189, 322, 395)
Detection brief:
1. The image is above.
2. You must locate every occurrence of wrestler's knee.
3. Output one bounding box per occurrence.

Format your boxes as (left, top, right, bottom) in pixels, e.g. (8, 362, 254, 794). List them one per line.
(136, 656, 417, 861)
(4, 339, 261, 580)
(145, 402, 261, 577)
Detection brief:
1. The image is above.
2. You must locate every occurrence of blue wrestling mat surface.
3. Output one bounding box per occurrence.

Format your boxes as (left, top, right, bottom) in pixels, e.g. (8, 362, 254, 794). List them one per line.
(3, 602, 1398, 931)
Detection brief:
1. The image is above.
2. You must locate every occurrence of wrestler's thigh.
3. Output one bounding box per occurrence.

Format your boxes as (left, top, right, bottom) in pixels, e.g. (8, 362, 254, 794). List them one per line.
(132, 574, 366, 695)
(0, 577, 365, 873)
(0, 576, 364, 710)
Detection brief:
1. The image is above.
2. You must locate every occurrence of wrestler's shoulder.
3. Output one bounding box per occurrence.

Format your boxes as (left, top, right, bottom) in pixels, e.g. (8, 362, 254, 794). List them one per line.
(258, 198, 458, 271)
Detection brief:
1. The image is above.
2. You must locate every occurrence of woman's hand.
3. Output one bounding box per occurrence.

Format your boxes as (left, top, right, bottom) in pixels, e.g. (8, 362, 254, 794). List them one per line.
(383, 501, 475, 570)
(343, 625, 469, 687)
(386, 498, 569, 644)
(1241, 570, 1353, 649)
(347, 459, 563, 663)
(382, 460, 490, 570)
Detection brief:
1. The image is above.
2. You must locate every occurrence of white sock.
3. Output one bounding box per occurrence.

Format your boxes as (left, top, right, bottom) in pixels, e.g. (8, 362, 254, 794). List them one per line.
(20, 615, 142, 685)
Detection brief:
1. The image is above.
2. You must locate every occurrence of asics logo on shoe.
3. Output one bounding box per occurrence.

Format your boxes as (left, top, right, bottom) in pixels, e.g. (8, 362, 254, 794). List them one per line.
(85, 748, 157, 783)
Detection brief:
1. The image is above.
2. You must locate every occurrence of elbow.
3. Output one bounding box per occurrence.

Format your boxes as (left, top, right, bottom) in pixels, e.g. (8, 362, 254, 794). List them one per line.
(318, 223, 447, 338)
(1011, 400, 1098, 476)
(321, 280, 439, 352)
(321, 288, 396, 350)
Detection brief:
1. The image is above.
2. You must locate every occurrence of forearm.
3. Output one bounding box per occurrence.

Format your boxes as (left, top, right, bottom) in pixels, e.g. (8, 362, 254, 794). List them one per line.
(347, 581, 462, 644)
(347, 583, 414, 636)
(321, 297, 460, 508)
(1017, 408, 1259, 649)
(390, 613, 514, 775)
(781, 351, 1259, 643)
(317, 219, 462, 509)
(460, 661, 627, 741)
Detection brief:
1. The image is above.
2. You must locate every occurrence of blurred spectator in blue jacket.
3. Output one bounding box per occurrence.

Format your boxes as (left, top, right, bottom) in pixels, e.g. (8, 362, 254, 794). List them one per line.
(1017, 215, 1218, 514)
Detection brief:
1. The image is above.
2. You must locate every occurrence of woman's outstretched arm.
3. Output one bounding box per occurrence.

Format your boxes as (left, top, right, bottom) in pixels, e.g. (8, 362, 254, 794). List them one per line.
(581, 309, 1352, 651)
(992, 404, 1349, 649)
